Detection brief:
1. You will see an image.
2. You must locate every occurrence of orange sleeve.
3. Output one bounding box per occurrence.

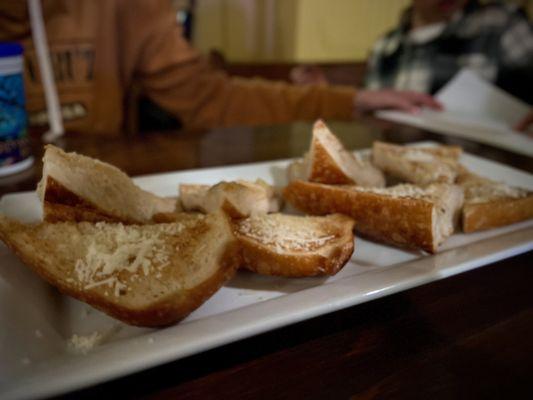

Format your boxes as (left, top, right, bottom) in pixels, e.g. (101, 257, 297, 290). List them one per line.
(119, 0, 356, 131)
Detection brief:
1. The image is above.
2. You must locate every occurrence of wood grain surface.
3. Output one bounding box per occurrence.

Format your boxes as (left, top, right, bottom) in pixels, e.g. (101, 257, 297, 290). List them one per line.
(58, 253, 533, 400)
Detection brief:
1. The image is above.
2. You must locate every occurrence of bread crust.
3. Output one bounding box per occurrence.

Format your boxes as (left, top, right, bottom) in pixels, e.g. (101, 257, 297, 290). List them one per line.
(87, 241, 241, 327)
(283, 180, 437, 253)
(236, 214, 355, 277)
(42, 176, 131, 223)
(39, 145, 177, 223)
(0, 214, 241, 327)
(309, 138, 355, 184)
(239, 238, 354, 277)
(457, 169, 533, 232)
(42, 176, 177, 224)
(463, 196, 533, 233)
(307, 121, 385, 187)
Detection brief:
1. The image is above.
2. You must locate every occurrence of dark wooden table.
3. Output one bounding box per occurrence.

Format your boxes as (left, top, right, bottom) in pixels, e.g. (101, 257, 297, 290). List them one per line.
(2, 119, 532, 400)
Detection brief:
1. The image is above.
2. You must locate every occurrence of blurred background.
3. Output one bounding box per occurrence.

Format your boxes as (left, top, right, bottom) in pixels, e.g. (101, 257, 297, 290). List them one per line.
(135, 0, 532, 131)
(175, 0, 532, 85)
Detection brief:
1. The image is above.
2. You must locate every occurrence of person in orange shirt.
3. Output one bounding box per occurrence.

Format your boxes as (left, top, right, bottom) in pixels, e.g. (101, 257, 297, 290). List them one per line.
(0, 0, 440, 136)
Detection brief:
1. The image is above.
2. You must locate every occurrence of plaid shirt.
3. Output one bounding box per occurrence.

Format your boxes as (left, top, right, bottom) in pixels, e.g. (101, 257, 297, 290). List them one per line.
(364, 1, 533, 104)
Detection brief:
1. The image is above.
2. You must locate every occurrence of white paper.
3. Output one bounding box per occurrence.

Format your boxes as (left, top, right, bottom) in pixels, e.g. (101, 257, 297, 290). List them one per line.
(377, 69, 533, 157)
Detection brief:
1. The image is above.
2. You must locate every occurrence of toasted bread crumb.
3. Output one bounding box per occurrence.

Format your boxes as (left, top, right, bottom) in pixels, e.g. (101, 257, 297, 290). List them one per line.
(68, 332, 102, 354)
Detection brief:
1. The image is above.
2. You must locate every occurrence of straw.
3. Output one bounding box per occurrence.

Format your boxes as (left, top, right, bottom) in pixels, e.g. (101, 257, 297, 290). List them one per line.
(27, 0, 64, 142)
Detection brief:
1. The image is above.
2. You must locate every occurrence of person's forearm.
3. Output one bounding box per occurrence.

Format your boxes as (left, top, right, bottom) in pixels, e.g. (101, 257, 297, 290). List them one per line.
(144, 63, 356, 131)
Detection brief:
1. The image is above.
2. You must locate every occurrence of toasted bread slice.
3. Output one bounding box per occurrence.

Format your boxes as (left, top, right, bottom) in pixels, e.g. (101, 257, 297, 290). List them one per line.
(179, 184, 210, 210)
(457, 170, 533, 233)
(180, 179, 280, 218)
(288, 120, 385, 187)
(37, 145, 177, 224)
(284, 180, 463, 253)
(234, 213, 355, 277)
(0, 212, 240, 327)
(372, 141, 462, 185)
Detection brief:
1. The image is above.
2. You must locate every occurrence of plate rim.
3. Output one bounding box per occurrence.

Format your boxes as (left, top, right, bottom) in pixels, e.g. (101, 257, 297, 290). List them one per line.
(1, 143, 533, 399)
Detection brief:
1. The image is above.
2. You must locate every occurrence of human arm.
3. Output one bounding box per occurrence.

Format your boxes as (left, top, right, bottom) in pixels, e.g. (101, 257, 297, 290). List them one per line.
(356, 89, 442, 114)
(119, 0, 354, 131)
(120, 1, 440, 130)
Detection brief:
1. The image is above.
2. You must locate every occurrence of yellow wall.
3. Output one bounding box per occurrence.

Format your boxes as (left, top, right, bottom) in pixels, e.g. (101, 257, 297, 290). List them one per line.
(193, 0, 532, 63)
(293, 0, 410, 62)
(193, 0, 409, 63)
(193, 0, 224, 55)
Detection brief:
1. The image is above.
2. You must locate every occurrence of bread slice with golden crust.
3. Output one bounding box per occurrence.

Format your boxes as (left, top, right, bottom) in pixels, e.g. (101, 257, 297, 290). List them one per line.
(180, 179, 280, 218)
(284, 180, 463, 253)
(0, 212, 240, 327)
(372, 141, 462, 185)
(288, 120, 385, 187)
(37, 145, 177, 224)
(180, 184, 209, 211)
(457, 170, 533, 233)
(234, 213, 355, 277)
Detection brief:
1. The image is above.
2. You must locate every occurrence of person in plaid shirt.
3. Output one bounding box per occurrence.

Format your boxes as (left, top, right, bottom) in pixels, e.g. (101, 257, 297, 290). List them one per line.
(365, 0, 533, 105)
(292, 1, 533, 131)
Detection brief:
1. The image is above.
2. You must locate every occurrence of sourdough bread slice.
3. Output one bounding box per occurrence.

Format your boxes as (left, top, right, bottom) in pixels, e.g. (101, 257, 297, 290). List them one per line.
(284, 180, 463, 253)
(288, 120, 385, 187)
(0, 212, 240, 327)
(457, 171, 533, 233)
(180, 179, 280, 218)
(235, 213, 355, 277)
(372, 141, 462, 185)
(37, 145, 177, 223)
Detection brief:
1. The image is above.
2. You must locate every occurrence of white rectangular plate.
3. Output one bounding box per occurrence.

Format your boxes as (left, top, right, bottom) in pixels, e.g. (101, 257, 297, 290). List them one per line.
(376, 110, 533, 158)
(1, 144, 533, 400)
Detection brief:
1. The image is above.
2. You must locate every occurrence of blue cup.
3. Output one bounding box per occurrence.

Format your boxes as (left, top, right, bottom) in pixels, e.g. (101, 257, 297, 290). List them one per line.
(0, 42, 33, 177)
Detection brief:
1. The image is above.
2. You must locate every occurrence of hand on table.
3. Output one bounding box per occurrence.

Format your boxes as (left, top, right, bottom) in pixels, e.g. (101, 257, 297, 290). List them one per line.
(355, 89, 443, 114)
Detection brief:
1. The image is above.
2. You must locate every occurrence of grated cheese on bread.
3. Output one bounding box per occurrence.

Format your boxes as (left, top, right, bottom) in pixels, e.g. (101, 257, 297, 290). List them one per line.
(372, 141, 462, 185)
(235, 213, 355, 277)
(0, 212, 241, 327)
(457, 170, 533, 232)
(284, 180, 463, 253)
